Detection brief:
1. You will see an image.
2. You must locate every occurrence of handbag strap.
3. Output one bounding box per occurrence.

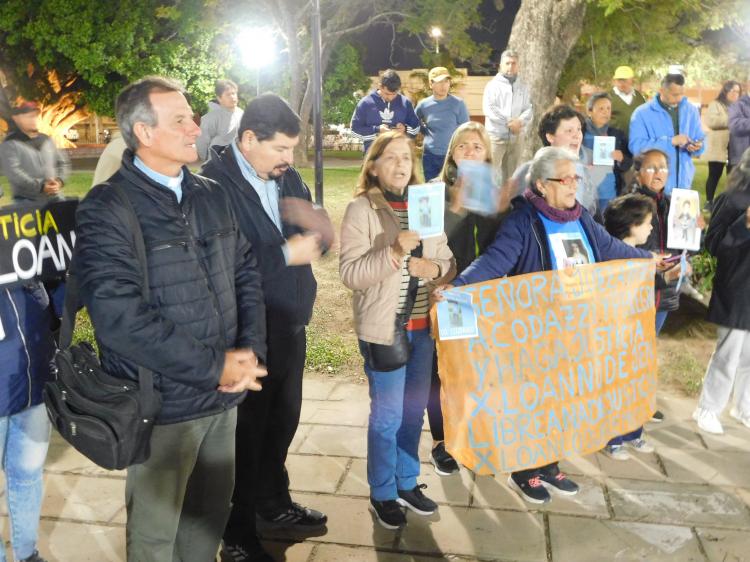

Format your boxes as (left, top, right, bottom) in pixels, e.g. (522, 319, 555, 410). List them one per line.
(59, 184, 157, 406)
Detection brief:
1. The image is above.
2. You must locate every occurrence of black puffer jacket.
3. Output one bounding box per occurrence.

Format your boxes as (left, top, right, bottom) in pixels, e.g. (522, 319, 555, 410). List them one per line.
(705, 188, 750, 330)
(201, 146, 316, 334)
(634, 185, 679, 311)
(74, 152, 266, 424)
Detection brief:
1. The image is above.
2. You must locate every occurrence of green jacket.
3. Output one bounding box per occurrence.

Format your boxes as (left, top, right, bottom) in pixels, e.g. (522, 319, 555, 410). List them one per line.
(610, 88, 647, 135)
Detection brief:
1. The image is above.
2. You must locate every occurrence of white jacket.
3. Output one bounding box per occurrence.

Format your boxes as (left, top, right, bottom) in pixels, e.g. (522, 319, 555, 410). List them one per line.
(482, 74, 533, 142)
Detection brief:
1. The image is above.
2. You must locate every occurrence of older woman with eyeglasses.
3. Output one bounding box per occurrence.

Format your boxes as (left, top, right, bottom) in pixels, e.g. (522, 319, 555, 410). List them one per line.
(434, 146, 651, 504)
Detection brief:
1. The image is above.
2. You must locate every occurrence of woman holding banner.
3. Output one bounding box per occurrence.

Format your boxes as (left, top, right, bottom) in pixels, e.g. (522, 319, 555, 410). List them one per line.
(426, 121, 505, 476)
(435, 146, 651, 504)
(339, 131, 455, 529)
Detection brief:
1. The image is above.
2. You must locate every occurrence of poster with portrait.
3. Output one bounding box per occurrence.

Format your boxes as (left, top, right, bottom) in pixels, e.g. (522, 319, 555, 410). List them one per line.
(667, 188, 701, 251)
(548, 232, 594, 269)
(592, 136, 616, 166)
(436, 291, 478, 340)
(458, 160, 498, 216)
(408, 182, 445, 239)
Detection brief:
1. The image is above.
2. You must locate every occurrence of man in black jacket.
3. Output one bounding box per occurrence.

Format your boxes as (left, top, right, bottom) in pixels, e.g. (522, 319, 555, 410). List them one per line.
(202, 94, 329, 562)
(74, 76, 268, 562)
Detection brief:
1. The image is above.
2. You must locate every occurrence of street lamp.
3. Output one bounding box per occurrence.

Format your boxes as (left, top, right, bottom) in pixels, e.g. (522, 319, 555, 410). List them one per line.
(235, 27, 277, 96)
(430, 26, 442, 54)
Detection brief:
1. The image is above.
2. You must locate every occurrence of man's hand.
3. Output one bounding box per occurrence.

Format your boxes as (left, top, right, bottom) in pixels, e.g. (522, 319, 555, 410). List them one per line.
(287, 233, 322, 266)
(393, 123, 406, 133)
(280, 198, 335, 250)
(672, 134, 690, 147)
(218, 349, 268, 393)
(611, 149, 624, 163)
(43, 178, 61, 195)
(391, 231, 420, 260)
(686, 140, 703, 153)
(408, 257, 439, 279)
(378, 124, 390, 133)
(508, 119, 523, 135)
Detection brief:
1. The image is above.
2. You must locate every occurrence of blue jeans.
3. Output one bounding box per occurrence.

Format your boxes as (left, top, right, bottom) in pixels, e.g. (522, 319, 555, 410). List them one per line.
(359, 328, 434, 501)
(422, 152, 446, 182)
(656, 310, 668, 335)
(0, 404, 51, 562)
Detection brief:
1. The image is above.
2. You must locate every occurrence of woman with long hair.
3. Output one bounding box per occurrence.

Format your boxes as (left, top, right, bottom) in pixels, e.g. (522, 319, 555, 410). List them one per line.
(427, 121, 504, 475)
(339, 132, 454, 529)
(703, 80, 742, 210)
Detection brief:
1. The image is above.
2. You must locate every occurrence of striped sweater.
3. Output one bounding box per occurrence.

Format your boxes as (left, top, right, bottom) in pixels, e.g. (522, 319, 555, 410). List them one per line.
(386, 197, 430, 331)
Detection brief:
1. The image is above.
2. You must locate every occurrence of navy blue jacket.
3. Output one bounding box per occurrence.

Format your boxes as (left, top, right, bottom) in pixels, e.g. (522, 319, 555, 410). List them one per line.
(75, 153, 266, 424)
(201, 146, 317, 334)
(1, 282, 64, 417)
(454, 197, 650, 286)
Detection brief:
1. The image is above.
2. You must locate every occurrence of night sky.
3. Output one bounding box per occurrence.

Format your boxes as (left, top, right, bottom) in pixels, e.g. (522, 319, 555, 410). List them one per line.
(355, 0, 521, 75)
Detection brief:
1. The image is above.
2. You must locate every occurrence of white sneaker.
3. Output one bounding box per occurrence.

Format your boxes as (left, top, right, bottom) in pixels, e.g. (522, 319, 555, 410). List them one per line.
(729, 407, 750, 429)
(624, 438, 654, 453)
(693, 407, 724, 434)
(603, 444, 630, 460)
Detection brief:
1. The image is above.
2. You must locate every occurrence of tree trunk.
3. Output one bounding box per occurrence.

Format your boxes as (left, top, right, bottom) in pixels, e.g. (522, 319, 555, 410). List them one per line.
(508, 0, 587, 162)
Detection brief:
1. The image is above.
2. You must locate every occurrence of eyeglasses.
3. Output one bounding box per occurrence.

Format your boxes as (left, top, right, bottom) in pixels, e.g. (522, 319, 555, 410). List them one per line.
(545, 175, 582, 186)
(643, 166, 669, 173)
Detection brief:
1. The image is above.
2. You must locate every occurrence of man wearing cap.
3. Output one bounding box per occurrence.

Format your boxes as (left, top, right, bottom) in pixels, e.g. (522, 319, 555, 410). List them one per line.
(350, 69, 420, 154)
(609, 66, 647, 135)
(0, 101, 70, 203)
(415, 67, 469, 180)
(482, 49, 532, 184)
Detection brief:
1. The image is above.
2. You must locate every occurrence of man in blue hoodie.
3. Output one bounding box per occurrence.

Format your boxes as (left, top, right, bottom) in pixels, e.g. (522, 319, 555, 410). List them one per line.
(350, 69, 420, 154)
(629, 73, 705, 194)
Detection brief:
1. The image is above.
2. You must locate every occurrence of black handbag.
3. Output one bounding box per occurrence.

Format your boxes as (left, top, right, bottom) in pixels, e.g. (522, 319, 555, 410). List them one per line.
(43, 185, 162, 470)
(362, 243, 422, 372)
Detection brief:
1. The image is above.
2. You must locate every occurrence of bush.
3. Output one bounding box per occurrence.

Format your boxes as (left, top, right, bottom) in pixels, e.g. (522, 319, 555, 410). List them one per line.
(691, 249, 716, 294)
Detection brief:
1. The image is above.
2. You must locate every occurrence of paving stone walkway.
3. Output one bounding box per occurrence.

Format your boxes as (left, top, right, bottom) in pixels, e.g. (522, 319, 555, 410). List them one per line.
(2, 378, 749, 562)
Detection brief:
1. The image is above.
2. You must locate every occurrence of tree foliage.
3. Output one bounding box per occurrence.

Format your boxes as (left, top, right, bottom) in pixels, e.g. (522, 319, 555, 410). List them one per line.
(322, 44, 371, 127)
(560, 0, 747, 94)
(0, 0, 228, 140)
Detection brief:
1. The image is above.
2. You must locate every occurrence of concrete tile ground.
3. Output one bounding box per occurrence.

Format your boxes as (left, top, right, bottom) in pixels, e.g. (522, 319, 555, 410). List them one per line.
(4, 377, 750, 561)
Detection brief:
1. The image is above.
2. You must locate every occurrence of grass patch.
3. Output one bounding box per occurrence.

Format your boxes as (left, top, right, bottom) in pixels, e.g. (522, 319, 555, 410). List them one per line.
(305, 326, 358, 374)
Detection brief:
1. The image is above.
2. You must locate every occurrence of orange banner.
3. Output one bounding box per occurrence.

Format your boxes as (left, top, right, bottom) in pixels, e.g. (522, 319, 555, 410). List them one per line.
(433, 259, 657, 475)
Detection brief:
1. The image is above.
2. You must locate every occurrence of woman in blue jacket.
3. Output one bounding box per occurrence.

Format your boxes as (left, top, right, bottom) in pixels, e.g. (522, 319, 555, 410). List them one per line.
(435, 146, 651, 504)
(0, 282, 62, 562)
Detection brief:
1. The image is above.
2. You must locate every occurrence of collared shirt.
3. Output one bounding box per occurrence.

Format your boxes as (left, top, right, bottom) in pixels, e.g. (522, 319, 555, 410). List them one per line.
(612, 86, 635, 106)
(231, 141, 290, 263)
(133, 156, 183, 202)
(231, 141, 282, 232)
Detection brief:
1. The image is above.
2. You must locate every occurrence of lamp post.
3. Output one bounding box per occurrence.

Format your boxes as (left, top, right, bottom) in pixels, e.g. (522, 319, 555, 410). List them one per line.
(235, 28, 277, 96)
(430, 27, 442, 54)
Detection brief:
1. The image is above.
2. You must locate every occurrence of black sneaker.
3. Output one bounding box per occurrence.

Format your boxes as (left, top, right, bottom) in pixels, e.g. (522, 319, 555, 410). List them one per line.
(431, 442, 459, 476)
(507, 474, 550, 504)
(396, 483, 438, 515)
(256, 502, 327, 531)
(369, 498, 406, 529)
(539, 465, 579, 496)
(650, 410, 665, 423)
(220, 540, 274, 562)
(21, 552, 48, 562)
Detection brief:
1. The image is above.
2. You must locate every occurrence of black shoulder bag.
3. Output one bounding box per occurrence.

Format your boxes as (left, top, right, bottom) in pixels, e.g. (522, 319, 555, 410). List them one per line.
(43, 185, 162, 470)
(362, 240, 423, 373)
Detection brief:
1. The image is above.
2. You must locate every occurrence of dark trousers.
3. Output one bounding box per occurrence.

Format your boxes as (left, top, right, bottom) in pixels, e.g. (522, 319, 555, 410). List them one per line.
(426, 350, 444, 442)
(224, 327, 306, 542)
(705, 161, 727, 203)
